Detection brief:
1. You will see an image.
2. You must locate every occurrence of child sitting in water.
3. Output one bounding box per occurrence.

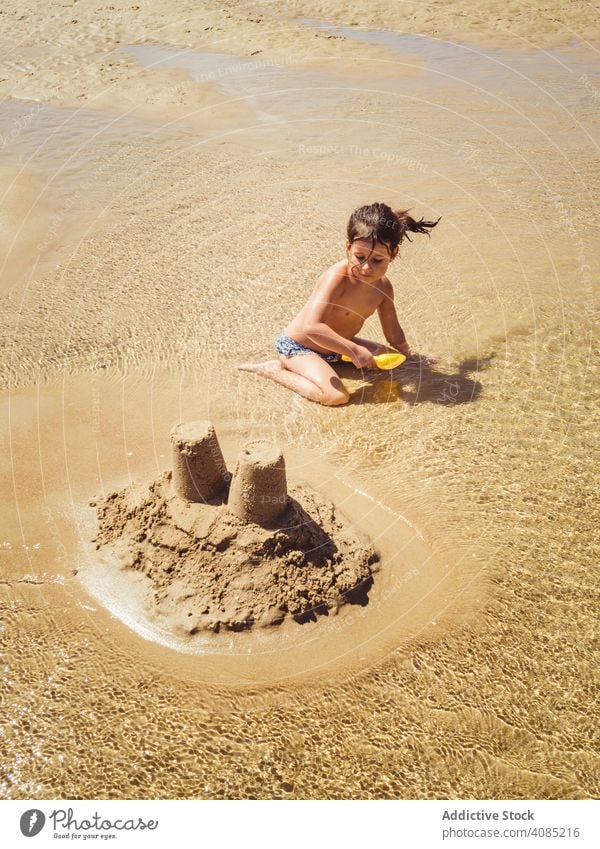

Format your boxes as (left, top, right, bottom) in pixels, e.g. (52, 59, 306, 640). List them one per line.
(238, 202, 439, 406)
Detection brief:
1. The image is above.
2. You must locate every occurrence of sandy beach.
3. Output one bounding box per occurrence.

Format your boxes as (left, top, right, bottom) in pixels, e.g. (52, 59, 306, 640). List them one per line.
(1, 1, 598, 799)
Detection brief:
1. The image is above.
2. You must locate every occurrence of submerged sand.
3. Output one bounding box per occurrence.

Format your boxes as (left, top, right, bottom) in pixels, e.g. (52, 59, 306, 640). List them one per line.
(92, 473, 378, 633)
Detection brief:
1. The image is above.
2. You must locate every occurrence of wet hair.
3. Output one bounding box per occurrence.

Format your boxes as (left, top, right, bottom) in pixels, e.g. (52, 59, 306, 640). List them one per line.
(347, 202, 440, 254)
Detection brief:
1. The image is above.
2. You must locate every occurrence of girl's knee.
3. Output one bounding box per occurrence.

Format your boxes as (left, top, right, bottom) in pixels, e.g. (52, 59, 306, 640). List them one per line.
(321, 388, 350, 406)
(321, 376, 349, 406)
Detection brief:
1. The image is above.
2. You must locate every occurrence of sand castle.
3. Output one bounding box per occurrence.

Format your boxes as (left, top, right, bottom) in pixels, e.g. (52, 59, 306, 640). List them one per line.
(92, 422, 379, 635)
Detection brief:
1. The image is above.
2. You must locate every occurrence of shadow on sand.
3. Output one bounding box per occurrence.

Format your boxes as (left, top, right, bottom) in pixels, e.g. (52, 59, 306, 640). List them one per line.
(344, 354, 495, 406)
(292, 574, 373, 625)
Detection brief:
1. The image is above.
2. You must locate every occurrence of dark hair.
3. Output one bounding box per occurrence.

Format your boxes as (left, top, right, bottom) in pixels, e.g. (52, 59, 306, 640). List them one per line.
(347, 202, 440, 253)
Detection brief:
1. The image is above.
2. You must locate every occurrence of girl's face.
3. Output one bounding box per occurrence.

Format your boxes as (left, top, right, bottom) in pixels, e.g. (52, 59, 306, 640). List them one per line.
(346, 239, 398, 282)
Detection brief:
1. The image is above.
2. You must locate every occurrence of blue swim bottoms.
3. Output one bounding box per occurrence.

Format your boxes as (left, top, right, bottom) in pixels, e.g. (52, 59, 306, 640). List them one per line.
(275, 333, 341, 364)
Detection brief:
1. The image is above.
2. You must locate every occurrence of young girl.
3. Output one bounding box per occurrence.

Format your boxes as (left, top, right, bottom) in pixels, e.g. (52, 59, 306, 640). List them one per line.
(238, 202, 439, 406)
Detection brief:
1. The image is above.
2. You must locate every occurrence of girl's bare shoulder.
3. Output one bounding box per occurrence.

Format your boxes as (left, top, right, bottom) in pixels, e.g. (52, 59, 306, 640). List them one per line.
(316, 259, 349, 289)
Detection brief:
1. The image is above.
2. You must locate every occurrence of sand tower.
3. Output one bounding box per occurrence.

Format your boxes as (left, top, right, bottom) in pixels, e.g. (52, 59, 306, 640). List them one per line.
(227, 440, 288, 526)
(170, 421, 228, 502)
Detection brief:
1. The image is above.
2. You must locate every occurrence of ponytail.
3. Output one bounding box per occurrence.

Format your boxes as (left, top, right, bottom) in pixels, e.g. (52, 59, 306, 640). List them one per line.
(394, 208, 441, 242)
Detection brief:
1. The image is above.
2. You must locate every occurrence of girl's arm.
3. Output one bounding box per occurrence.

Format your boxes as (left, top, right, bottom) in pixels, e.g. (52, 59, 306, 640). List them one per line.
(377, 281, 411, 356)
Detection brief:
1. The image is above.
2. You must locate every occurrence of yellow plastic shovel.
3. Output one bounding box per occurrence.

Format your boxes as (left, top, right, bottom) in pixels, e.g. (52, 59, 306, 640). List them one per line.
(341, 352, 407, 370)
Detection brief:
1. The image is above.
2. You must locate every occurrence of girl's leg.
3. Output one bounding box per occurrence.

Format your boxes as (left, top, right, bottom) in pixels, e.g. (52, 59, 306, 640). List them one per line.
(237, 354, 349, 406)
(351, 336, 395, 355)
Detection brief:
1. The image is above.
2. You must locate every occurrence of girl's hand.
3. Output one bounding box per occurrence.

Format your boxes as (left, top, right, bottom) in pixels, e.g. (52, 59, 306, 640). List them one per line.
(394, 341, 412, 357)
(351, 345, 377, 369)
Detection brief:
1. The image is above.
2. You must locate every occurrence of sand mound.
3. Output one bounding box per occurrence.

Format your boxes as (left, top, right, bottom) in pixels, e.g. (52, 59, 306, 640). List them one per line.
(91, 473, 379, 634)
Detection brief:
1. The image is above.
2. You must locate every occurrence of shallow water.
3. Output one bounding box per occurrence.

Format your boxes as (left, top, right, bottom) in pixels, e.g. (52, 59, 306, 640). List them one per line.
(298, 17, 600, 97)
(119, 44, 286, 124)
(1, 22, 598, 799)
(0, 99, 189, 293)
(1, 368, 484, 682)
(118, 41, 380, 125)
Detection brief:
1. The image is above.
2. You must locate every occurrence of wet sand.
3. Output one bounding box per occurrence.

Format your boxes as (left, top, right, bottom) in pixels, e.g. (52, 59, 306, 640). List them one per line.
(0, 1, 598, 799)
